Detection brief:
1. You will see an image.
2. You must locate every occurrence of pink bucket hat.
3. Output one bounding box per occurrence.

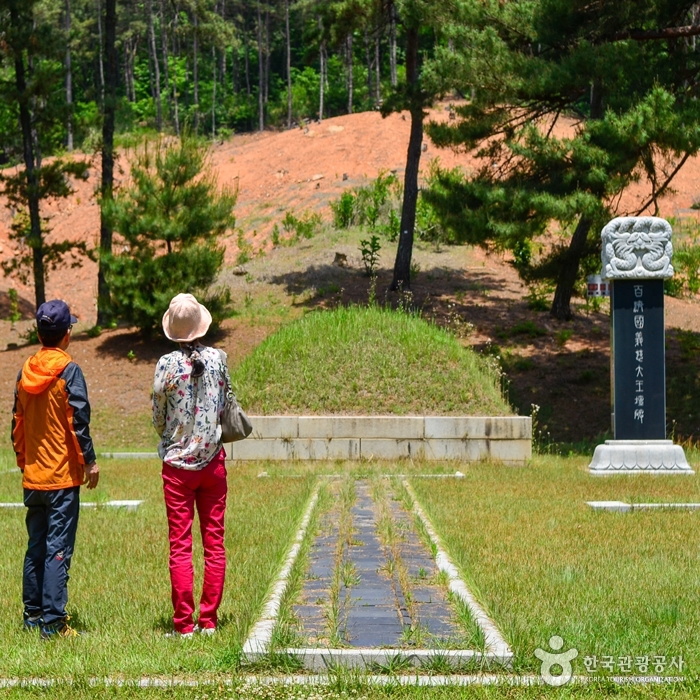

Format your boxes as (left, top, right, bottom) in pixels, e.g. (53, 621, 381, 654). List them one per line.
(162, 293, 212, 342)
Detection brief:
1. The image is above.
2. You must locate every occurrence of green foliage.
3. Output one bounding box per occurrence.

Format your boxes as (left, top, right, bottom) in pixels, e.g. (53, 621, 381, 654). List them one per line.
(526, 283, 552, 311)
(331, 192, 355, 229)
(669, 240, 700, 297)
(20, 326, 39, 346)
(7, 288, 20, 323)
(359, 234, 382, 276)
(236, 230, 253, 265)
(510, 320, 547, 338)
(555, 329, 573, 348)
(377, 206, 401, 242)
(281, 210, 321, 241)
(331, 168, 452, 253)
(424, 1, 700, 314)
(103, 135, 236, 335)
(330, 171, 401, 231)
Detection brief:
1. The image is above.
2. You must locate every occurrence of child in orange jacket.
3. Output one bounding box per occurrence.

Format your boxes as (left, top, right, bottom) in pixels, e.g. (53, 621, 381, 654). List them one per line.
(12, 300, 99, 639)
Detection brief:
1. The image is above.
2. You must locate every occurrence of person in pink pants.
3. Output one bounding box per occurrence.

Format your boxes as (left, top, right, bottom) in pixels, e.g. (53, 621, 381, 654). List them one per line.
(153, 294, 233, 637)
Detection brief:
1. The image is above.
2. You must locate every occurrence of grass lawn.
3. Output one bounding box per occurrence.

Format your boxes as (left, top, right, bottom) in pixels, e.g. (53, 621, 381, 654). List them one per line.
(410, 453, 700, 678)
(3, 679, 700, 700)
(0, 451, 315, 678)
(1, 456, 700, 699)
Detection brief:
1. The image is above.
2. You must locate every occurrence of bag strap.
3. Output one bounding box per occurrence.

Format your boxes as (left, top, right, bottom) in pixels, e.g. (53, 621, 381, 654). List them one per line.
(217, 349, 235, 399)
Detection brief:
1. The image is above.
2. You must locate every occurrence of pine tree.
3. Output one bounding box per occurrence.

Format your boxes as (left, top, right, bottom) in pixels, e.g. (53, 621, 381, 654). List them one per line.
(0, 0, 91, 307)
(425, 0, 700, 319)
(103, 135, 236, 334)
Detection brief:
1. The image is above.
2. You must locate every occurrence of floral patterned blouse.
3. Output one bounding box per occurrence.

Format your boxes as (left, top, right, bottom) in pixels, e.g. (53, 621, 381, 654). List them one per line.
(152, 344, 229, 470)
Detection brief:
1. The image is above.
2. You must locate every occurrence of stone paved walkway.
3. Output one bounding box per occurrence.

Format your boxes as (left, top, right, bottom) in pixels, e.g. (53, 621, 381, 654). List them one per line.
(294, 478, 465, 648)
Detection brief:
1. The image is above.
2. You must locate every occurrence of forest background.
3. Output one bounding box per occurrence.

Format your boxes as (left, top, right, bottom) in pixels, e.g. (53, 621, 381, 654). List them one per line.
(5, 0, 700, 317)
(3, 1, 700, 447)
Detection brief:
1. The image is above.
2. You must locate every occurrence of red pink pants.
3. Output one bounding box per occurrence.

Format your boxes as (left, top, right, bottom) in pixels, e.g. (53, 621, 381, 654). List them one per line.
(162, 449, 227, 633)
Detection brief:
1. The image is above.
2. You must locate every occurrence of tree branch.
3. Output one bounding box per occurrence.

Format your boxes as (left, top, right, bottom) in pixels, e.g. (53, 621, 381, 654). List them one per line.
(612, 24, 700, 42)
(634, 152, 691, 215)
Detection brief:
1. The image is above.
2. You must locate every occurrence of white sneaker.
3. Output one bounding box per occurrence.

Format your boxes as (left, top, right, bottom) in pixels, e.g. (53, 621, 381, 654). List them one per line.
(164, 630, 194, 639)
(194, 624, 216, 636)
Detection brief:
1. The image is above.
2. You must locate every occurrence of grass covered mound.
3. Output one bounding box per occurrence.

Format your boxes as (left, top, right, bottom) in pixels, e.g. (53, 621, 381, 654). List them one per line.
(231, 305, 512, 415)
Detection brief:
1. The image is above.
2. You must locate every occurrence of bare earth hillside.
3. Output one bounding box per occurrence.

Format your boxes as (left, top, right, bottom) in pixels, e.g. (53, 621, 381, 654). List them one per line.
(1, 105, 700, 449)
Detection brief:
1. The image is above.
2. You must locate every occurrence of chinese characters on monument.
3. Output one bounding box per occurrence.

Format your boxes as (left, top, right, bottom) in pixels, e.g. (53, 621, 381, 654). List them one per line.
(611, 279, 665, 440)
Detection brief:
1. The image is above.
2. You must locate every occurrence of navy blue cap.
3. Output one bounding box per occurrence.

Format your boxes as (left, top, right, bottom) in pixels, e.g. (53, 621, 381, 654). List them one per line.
(36, 300, 78, 332)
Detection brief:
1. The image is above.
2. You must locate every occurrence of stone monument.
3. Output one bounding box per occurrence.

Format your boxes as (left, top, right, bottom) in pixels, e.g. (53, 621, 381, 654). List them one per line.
(588, 216, 694, 475)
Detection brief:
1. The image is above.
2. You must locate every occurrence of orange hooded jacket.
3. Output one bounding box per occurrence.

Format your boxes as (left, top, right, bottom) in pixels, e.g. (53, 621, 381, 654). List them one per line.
(12, 347, 96, 491)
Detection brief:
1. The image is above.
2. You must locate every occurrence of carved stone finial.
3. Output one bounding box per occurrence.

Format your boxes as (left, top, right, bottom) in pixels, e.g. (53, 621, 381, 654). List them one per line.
(601, 216, 674, 280)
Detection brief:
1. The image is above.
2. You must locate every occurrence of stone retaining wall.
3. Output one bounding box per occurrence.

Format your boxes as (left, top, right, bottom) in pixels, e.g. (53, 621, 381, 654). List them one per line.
(226, 416, 531, 464)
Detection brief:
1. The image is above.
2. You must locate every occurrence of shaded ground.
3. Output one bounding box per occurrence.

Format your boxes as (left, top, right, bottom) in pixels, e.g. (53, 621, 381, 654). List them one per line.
(0, 106, 699, 448)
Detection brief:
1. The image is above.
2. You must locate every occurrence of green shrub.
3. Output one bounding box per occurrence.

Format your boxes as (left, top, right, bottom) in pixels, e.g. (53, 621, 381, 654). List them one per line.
(271, 224, 281, 246)
(331, 192, 355, 228)
(236, 230, 253, 264)
(359, 235, 381, 276)
(672, 242, 700, 296)
(7, 288, 21, 323)
(282, 210, 321, 240)
(511, 320, 547, 337)
(103, 135, 236, 335)
(376, 207, 400, 242)
(330, 171, 401, 232)
(525, 283, 552, 311)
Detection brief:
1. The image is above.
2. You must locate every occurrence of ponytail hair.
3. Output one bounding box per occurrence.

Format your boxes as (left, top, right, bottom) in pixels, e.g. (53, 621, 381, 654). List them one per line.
(182, 343, 205, 378)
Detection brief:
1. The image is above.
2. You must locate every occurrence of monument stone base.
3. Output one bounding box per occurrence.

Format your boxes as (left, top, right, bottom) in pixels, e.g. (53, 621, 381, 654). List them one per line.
(589, 440, 694, 475)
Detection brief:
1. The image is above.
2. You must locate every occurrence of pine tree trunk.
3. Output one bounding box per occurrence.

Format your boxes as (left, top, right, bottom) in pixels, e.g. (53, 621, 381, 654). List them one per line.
(232, 28, 239, 93)
(549, 79, 603, 320)
(98, 0, 117, 325)
(257, 2, 264, 131)
(159, 0, 171, 123)
(389, 3, 397, 87)
(123, 40, 129, 99)
(319, 40, 325, 121)
(347, 33, 353, 114)
(364, 30, 372, 105)
(264, 7, 270, 107)
(127, 39, 136, 102)
(219, 0, 226, 94)
(172, 6, 180, 135)
(244, 22, 251, 96)
(285, 0, 291, 128)
(97, 0, 105, 100)
(65, 0, 74, 151)
(148, 0, 162, 130)
(211, 46, 217, 137)
(220, 47, 226, 99)
(391, 26, 422, 292)
(193, 12, 199, 132)
(10, 4, 45, 307)
(550, 216, 593, 320)
(374, 30, 381, 106)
